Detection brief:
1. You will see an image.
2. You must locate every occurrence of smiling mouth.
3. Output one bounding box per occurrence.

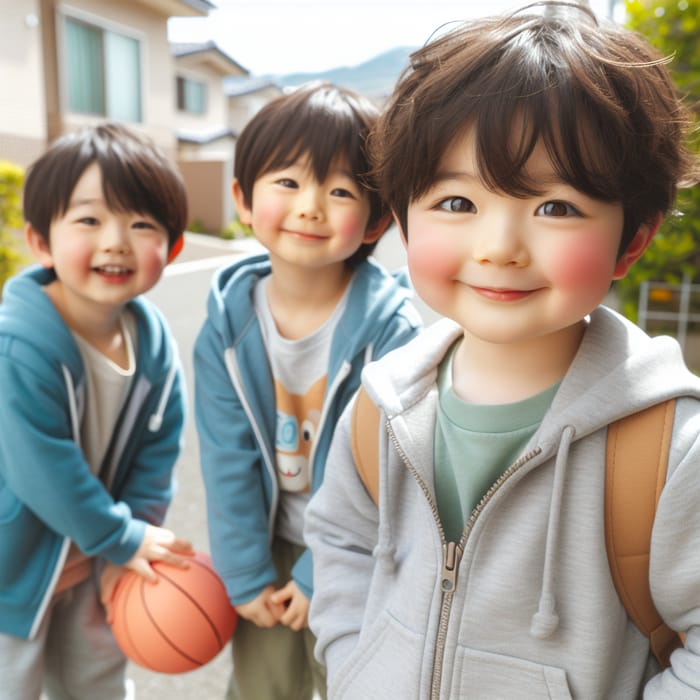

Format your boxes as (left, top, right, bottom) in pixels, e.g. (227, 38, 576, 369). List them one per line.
(470, 286, 537, 302)
(93, 265, 133, 276)
(285, 230, 326, 241)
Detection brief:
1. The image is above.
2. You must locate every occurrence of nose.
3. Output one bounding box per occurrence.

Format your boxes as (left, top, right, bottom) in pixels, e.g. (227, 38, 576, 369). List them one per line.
(100, 222, 131, 254)
(295, 185, 325, 222)
(472, 215, 528, 267)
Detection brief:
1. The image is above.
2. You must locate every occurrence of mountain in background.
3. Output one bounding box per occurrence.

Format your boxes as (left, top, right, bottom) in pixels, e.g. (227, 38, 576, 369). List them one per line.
(227, 46, 417, 99)
(276, 46, 415, 96)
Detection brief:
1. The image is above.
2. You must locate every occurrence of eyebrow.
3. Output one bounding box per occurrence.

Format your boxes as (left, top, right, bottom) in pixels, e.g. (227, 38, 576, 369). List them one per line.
(331, 168, 357, 181)
(68, 197, 105, 207)
(433, 169, 480, 184)
(433, 167, 569, 191)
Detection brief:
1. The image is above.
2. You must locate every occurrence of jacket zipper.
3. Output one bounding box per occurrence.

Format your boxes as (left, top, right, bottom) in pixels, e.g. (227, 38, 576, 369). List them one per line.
(386, 422, 459, 700)
(388, 421, 541, 700)
(431, 540, 461, 699)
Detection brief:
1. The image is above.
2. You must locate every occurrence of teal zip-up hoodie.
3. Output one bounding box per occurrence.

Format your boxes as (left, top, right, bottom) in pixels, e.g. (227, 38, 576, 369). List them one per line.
(0, 266, 186, 639)
(194, 252, 422, 606)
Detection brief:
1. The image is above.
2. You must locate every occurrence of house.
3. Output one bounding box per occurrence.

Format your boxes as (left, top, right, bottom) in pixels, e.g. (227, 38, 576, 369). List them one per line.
(0, 0, 288, 239)
(225, 75, 283, 135)
(172, 40, 249, 234)
(172, 46, 286, 234)
(0, 0, 213, 201)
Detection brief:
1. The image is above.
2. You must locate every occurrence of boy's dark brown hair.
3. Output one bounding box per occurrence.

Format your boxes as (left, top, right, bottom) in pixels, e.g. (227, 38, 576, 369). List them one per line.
(234, 81, 387, 266)
(371, 1, 699, 253)
(23, 122, 187, 250)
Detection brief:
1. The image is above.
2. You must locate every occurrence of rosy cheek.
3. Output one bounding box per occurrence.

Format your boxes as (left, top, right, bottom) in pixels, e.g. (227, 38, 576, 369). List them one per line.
(407, 230, 462, 283)
(336, 210, 368, 241)
(254, 200, 285, 229)
(141, 246, 168, 279)
(546, 236, 616, 291)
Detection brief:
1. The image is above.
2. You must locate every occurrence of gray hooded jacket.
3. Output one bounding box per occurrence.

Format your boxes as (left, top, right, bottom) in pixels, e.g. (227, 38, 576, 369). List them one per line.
(306, 306, 700, 699)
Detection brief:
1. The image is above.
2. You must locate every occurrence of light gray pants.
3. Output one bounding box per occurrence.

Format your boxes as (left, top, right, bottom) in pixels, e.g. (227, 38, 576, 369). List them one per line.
(0, 576, 128, 700)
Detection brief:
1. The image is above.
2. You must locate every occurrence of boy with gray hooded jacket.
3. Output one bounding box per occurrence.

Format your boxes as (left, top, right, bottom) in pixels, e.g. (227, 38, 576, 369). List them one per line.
(305, 4, 700, 698)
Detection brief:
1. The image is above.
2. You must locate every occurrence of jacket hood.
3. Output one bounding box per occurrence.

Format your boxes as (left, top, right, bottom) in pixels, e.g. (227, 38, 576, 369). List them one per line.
(364, 306, 700, 432)
(0, 266, 81, 376)
(206, 252, 418, 363)
(0, 265, 177, 386)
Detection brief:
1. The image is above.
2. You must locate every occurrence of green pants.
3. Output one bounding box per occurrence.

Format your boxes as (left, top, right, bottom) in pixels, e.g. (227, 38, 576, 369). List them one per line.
(227, 537, 327, 700)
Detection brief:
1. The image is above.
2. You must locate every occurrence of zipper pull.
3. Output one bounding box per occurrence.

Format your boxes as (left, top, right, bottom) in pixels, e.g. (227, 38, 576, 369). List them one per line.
(441, 541, 459, 593)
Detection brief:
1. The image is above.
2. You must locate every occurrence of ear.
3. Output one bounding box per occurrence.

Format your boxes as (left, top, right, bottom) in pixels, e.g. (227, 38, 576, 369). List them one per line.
(231, 179, 253, 226)
(363, 213, 392, 244)
(612, 214, 662, 280)
(24, 223, 54, 268)
(167, 234, 184, 264)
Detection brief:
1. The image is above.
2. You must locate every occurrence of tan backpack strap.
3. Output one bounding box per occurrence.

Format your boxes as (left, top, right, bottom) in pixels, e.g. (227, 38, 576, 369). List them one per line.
(605, 399, 682, 668)
(350, 387, 381, 504)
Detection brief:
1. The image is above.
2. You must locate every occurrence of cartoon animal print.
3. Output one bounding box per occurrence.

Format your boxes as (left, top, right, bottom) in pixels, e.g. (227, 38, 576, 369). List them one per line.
(274, 376, 326, 492)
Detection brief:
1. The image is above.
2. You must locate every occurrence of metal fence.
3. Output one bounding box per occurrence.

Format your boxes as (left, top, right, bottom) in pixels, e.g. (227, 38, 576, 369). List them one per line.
(638, 274, 700, 352)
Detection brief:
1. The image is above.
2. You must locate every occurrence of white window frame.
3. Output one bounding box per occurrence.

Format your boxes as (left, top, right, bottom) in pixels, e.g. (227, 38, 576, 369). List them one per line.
(56, 5, 146, 123)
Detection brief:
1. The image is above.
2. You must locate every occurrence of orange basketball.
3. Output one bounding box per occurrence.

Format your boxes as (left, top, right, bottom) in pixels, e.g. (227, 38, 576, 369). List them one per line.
(110, 551, 237, 674)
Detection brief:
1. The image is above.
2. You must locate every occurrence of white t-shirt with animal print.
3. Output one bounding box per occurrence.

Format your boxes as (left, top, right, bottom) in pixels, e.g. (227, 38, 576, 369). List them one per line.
(254, 277, 349, 546)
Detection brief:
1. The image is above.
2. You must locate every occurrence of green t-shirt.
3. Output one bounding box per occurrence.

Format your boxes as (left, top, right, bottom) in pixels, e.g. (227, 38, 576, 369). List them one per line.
(435, 342, 559, 542)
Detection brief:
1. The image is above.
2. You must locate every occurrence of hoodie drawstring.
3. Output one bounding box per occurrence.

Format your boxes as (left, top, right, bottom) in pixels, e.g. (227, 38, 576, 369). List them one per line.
(373, 416, 398, 572)
(148, 361, 177, 432)
(530, 425, 575, 639)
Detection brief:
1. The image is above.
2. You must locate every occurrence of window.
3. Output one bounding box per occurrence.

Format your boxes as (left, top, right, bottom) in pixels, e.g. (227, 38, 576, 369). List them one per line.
(177, 76, 207, 114)
(64, 16, 142, 122)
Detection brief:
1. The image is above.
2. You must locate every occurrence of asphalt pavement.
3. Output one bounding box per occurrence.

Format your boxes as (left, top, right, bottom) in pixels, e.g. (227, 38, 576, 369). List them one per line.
(129, 234, 259, 698)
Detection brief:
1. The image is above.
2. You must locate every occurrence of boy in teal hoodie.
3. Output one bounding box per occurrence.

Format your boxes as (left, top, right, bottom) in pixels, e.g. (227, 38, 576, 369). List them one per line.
(194, 82, 422, 699)
(0, 123, 192, 699)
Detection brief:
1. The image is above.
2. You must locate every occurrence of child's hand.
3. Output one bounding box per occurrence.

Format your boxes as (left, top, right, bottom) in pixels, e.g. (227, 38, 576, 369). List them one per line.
(270, 580, 310, 631)
(125, 524, 193, 582)
(234, 585, 285, 628)
(99, 561, 127, 624)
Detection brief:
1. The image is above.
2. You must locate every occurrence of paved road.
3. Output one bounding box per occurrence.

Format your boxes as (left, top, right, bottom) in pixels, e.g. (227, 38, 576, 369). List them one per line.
(128, 228, 432, 698)
(129, 235, 259, 698)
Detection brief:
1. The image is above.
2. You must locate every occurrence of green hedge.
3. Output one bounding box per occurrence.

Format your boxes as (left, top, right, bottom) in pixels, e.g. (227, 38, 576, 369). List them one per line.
(0, 161, 26, 297)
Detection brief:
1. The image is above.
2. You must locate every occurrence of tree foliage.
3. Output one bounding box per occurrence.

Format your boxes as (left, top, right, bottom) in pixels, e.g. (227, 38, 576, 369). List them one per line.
(0, 161, 26, 297)
(615, 0, 700, 320)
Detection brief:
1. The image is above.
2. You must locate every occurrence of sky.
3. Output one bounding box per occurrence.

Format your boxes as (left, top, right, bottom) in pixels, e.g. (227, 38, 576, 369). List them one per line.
(168, 0, 619, 76)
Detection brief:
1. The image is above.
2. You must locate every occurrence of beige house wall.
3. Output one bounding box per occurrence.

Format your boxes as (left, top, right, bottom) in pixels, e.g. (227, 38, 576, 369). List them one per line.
(178, 138, 235, 162)
(0, 0, 48, 165)
(227, 86, 282, 134)
(177, 158, 233, 234)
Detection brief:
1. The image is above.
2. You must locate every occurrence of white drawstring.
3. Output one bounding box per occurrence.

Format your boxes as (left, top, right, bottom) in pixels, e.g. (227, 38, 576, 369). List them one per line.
(148, 361, 177, 432)
(530, 425, 575, 639)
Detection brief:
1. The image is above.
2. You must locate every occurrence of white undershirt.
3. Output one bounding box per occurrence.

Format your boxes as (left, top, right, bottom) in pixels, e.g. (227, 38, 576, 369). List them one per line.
(72, 312, 136, 481)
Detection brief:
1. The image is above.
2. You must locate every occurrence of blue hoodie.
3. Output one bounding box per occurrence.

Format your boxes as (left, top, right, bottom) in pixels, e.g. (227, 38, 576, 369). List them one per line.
(0, 266, 186, 639)
(194, 253, 422, 605)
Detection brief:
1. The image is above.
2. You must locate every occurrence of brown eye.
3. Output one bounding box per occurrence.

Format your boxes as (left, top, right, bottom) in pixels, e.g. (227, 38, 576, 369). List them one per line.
(438, 197, 475, 213)
(538, 201, 580, 217)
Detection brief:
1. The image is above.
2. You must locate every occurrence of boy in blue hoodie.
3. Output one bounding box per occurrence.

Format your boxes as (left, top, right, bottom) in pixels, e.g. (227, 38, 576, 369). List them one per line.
(193, 82, 422, 700)
(0, 123, 192, 699)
